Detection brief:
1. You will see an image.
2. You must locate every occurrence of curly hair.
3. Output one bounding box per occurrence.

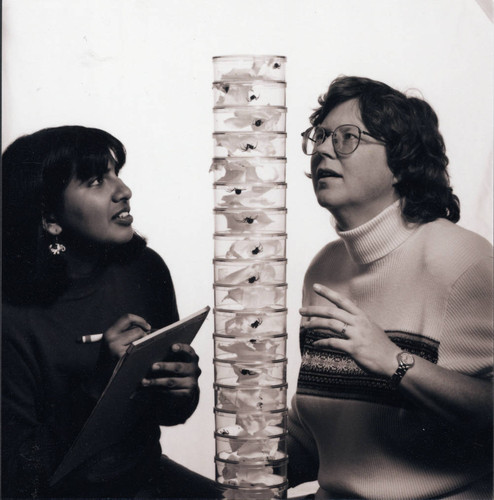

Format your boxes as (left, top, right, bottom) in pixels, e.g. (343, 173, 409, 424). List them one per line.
(310, 76, 460, 224)
(2, 125, 145, 305)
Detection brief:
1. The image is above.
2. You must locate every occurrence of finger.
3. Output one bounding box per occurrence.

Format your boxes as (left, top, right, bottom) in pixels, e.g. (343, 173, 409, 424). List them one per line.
(147, 388, 195, 398)
(166, 343, 199, 362)
(117, 326, 149, 345)
(313, 337, 349, 352)
(150, 361, 201, 377)
(108, 314, 151, 335)
(299, 306, 352, 325)
(142, 376, 197, 390)
(301, 318, 350, 336)
(312, 284, 360, 314)
(299, 305, 340, 318)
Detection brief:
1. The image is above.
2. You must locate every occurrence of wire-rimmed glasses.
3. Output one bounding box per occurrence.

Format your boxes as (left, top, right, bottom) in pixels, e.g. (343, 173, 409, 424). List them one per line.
(301, 124, 381, 156)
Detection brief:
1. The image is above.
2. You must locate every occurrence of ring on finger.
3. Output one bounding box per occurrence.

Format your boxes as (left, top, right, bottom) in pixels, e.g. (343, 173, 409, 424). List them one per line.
(340, 322, 348, 336)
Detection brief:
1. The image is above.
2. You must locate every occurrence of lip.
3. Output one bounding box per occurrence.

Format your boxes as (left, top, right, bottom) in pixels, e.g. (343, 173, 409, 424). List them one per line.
(113, 214, 133, 226)
(112, 206, 133, 225)
(316, 168, 342, 181)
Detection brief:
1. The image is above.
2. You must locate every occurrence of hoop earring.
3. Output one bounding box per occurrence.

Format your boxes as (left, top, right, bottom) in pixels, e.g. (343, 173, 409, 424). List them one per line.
(49, 237, 66, 255)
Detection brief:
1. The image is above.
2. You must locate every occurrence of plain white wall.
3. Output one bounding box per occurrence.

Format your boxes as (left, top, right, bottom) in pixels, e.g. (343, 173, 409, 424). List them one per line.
(2, 0, 493, 482)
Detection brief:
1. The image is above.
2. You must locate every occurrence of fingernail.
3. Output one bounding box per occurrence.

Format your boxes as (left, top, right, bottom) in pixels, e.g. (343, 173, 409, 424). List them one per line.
(313, 283, 322, 291)
(299, 308, 307, 314)
(172, 344, 180, 352)
(152, 363, 160, 370)
(142, 379, 150, 386)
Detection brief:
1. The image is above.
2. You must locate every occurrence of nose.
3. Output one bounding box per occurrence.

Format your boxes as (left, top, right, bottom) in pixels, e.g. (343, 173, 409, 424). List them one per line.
(315, 132, 337, 160)
(112, 177, 132, 202)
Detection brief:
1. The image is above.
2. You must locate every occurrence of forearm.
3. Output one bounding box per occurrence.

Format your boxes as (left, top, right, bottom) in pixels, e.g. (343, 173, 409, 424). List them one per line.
(154, 386, 200, 426)
(396, 356, 492, 435)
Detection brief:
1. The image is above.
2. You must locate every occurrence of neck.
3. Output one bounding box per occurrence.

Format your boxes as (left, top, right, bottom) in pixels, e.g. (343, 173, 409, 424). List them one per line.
(331, 198, 400, 231)
(61, 237, 107, 279)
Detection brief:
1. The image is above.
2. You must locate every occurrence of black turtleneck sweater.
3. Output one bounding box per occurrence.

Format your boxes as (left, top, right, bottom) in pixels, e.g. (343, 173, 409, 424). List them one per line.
(1, 247, 193, 498)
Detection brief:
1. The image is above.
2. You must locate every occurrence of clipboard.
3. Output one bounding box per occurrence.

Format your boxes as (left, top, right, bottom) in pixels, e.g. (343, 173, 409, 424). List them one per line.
(50, 305, 210, 486)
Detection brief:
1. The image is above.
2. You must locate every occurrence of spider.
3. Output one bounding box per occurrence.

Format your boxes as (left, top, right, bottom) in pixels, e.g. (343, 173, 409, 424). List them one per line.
(241, 143, 257, 152)
(240, 369, 257, 376)
(273, 62, 281, 69)
(251, 243, 263, 255)
(247, 274, 260, 284)
(253, 119, 264, 128)
(247, 90, 260, 102)
(250, 318, 263, 328)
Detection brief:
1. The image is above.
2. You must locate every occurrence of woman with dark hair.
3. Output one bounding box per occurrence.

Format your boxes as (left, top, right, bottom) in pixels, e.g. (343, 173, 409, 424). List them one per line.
(2, 126, 218, 498)
(288, 77, 492, 499)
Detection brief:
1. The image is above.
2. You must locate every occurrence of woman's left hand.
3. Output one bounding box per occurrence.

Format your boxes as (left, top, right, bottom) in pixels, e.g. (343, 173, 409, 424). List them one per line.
(141, 343, 201, 401)
(300, 283, 400, 377)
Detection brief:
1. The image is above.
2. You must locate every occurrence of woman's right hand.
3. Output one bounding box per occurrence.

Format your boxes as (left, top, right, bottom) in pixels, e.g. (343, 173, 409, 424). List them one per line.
(84, 314, 151, 398)
(103, 314, 151, 359)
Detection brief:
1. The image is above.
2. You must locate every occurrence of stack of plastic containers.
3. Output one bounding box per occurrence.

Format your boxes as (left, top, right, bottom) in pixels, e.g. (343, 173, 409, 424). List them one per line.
(211, 55, 288, 499)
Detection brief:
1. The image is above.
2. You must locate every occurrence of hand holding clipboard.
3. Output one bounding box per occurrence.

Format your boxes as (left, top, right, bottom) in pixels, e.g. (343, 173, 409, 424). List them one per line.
(50, 306, 210, 486)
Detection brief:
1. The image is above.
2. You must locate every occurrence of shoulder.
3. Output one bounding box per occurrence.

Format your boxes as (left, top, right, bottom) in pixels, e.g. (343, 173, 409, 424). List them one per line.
(304, 238, 346, 283)
(2, 302, 36, 346)
(140, 246, 170, 270)
(417, 219, 493, 282)
(127, 246, 172, 278)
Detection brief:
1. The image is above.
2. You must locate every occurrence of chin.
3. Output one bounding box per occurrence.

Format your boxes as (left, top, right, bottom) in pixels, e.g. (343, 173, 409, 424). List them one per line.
(106, 229, 135, 245)
(315, 191, 337, 211)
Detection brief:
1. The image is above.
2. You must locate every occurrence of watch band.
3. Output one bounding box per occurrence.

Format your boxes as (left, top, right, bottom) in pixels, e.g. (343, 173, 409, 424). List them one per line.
(390, 351, 415, 388)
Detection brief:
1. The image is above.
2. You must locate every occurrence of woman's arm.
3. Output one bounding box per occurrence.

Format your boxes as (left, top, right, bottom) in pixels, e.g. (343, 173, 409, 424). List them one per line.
(141, 343, 201, 426)
(300, 258, 493, 436)
(1, 326, 99, 497)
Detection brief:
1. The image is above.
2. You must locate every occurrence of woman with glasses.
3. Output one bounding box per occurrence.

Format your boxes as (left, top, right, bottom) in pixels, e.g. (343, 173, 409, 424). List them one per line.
(288, 76, 492, 499)
(2, 126, 219, 498)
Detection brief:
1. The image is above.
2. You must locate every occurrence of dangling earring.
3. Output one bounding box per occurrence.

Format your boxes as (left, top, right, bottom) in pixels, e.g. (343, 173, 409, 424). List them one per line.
(49, 237, 66, 255)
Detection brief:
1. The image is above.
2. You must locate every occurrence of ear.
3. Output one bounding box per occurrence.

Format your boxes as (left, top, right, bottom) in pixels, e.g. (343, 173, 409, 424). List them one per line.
(42, 215, 63, 236)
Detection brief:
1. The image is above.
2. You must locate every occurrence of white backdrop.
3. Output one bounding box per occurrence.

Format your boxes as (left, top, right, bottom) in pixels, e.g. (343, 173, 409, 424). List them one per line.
(2, 0, 493, 484)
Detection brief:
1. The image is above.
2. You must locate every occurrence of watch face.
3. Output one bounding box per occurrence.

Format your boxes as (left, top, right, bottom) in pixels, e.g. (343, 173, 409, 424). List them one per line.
(399, 352, 415, 367)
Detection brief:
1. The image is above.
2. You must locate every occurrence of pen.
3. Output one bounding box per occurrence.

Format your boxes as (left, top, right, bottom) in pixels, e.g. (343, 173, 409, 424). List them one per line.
(77, 333, 103, 344)
(78, 326, 154, 344)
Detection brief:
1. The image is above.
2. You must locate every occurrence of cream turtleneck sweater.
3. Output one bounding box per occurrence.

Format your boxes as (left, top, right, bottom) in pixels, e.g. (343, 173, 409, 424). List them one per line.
(288, 201, 493, 499)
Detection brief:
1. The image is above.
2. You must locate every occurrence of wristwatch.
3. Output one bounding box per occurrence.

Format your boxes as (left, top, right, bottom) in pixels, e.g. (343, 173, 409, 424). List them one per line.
(390, 351, 415, 388)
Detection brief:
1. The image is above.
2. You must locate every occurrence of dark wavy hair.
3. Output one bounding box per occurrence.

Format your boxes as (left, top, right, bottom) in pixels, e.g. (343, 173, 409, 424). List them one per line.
(310, 76, 460, 224)
(2, 125, 146, 305)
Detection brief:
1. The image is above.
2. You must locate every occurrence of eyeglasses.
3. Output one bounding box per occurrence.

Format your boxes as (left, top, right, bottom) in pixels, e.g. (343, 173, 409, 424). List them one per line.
(301, 124, 382, 156)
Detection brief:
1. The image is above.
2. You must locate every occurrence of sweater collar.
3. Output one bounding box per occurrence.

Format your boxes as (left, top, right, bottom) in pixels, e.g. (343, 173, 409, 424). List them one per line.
(336, 201, 418, 264)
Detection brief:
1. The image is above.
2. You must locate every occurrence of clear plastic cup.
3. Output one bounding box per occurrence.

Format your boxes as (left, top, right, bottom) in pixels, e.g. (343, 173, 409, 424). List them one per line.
(215, 457, 288, 488)
(217, 482, 288, 499)
(210, 157, 286, 183)
(214, 408, 287, 437)
(214, 383, 287, 412)
(213, 333, 287, 361)
(213, 259, 286, 286)
(213, 183, 286, 209)
(214, 106, 286, 133)
(215, 433, 287, 463)
(214, 234, 286, 260)
(213, 132, 286, 158)
(213, 309, 287, 335)
(212, 55, 286, 82)
(214, 283, 287, 311)
(214, 358, 287, 387)
(213, 81, 286, 107)
(214, 208, 286, 234)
